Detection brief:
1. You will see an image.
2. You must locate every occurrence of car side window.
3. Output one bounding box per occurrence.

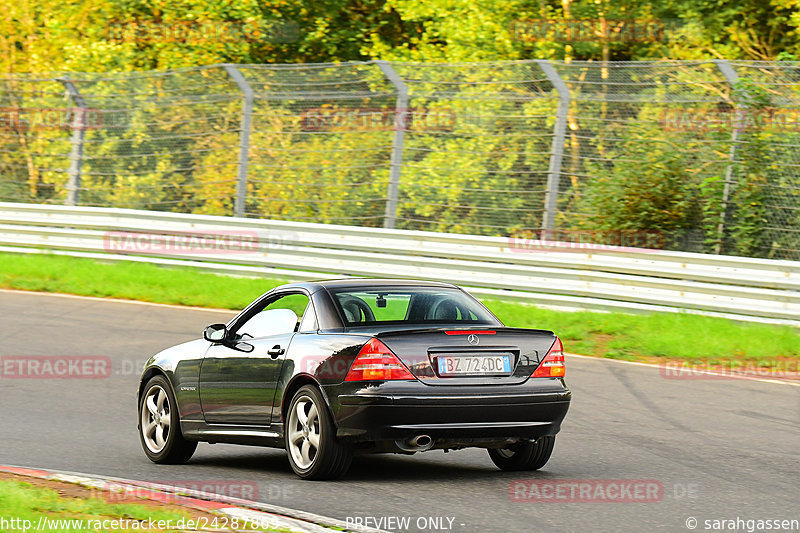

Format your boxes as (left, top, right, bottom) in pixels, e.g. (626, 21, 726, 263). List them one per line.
(236, 293, 310, 339)
(298, 301, 318, 332)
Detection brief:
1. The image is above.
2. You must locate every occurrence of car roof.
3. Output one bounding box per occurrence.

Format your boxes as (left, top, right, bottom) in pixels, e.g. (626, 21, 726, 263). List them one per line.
(277, 279, 459, 293)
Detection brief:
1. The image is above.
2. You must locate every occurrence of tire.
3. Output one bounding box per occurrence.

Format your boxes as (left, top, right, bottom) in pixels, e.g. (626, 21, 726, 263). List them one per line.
(139, 375, 197, 464)
(285, 385, 353, 480)
(488, 436, 555, 471)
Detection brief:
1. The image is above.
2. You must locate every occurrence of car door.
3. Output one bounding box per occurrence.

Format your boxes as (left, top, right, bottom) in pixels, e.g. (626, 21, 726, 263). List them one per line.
(199, 291, 310, 426)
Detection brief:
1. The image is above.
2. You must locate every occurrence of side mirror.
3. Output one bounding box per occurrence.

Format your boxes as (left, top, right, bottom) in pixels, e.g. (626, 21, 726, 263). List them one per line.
(204, 323, 228, 343)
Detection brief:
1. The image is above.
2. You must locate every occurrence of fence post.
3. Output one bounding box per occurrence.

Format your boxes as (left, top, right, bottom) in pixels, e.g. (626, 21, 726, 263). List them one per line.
(224, 65, 254, 218)
(59, 77, 87, 206)
(536, 60, 570, 233)
(374, 60, 408, 229)
(713, 59, 741, 255)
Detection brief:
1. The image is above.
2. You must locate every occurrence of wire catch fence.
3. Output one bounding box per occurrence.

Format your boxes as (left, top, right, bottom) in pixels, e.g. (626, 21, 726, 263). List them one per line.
(1, 60, 799, 259)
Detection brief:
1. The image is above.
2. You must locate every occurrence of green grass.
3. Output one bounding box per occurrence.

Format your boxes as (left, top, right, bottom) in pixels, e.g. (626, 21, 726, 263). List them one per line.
(0, 252, 281, 309)
(0, 479, 189, 532)
(0, 478, 292, 532)
(486, 299, 800, 364)
(1, 252, 798, 363)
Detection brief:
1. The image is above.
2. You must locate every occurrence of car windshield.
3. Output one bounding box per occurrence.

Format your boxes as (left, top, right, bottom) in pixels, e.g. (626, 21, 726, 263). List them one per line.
(329, 287, 499, 326)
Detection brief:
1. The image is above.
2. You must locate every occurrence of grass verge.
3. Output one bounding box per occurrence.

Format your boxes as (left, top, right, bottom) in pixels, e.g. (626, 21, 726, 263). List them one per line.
(0, 479, 185, 532)
(0, 475, 233, 532)
(0, 472, 292, 532)
(1, 252, 798, 365)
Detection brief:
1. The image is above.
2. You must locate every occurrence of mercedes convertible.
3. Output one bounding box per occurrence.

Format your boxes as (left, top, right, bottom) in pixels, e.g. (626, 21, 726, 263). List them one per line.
(137, 279, 571, 479)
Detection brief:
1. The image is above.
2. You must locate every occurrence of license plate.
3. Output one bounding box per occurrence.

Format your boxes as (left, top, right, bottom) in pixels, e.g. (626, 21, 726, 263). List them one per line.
(436, 354, 512, 376)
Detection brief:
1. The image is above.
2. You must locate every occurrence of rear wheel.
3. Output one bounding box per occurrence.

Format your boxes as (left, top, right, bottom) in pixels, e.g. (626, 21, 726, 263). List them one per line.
(488, 436, 555, 471)
(285, 385, 352, 480)
(139, 375, 197, 464)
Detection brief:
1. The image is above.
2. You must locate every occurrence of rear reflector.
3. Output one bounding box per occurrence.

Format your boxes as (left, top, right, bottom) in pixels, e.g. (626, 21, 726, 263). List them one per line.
(532, 337, 566, 378)
(345, 338, 415, 381)
(444, 330, 497, 335)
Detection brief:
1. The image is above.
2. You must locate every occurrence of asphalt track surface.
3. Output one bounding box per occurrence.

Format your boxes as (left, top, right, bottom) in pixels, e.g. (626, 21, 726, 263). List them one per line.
(0, 290, 798, 533)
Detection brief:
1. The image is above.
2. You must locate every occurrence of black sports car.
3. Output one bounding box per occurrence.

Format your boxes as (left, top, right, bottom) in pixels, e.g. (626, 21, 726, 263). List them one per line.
(137, 279, 571, 479)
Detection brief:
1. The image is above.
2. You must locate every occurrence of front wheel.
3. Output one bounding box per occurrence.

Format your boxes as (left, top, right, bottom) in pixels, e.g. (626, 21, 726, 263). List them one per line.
(285, 385, 352, 480)
(139, 375, 197, 464)
(488, 436, 555, 471)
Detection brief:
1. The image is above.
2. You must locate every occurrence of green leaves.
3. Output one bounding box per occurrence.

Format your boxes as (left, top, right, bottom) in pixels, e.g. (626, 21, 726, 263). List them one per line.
(580, 132, 704, 243)
(5, 0, 800, 74)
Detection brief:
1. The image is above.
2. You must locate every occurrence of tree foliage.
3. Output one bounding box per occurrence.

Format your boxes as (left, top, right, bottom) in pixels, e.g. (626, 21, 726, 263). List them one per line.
(2, 0, 800, 258)
(4, 0, 800, 73)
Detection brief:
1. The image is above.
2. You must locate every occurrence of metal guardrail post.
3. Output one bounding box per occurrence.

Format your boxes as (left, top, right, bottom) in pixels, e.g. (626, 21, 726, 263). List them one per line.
(224, 65, 254, 218)
(374, 60, 409, 229)
(59, 77, 87, 206)
(713, 60, 741, 255)
(536, 60, 570, 233)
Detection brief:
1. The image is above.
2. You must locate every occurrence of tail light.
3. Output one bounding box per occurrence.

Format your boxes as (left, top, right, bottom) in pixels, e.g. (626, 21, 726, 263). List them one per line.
(345, 338, 415, 381)
(532, 337, 565, 378)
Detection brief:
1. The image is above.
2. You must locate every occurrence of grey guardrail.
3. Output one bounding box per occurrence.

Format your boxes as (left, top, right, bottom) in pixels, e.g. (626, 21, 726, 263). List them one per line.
(1, 202, 798, 326)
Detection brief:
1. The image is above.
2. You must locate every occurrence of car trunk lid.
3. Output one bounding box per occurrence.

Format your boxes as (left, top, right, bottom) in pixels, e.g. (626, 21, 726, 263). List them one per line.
(375, 327, 557, 386)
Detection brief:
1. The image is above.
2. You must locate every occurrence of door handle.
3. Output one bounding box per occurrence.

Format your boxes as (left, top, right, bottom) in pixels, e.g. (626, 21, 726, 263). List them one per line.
(268, 345, 285, 358)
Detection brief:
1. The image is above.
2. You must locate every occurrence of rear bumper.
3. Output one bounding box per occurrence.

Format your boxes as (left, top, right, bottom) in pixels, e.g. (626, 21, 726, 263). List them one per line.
(325, 380, 571, 443)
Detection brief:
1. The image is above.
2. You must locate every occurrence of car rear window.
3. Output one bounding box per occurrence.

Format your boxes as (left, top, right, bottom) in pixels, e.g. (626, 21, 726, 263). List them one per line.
(329, 287, 499, 326)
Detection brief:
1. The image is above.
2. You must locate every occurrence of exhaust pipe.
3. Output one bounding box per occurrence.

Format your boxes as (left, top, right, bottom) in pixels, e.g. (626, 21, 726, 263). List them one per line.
(396, 434, 434, 452)
(411, 435, 432, 448)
